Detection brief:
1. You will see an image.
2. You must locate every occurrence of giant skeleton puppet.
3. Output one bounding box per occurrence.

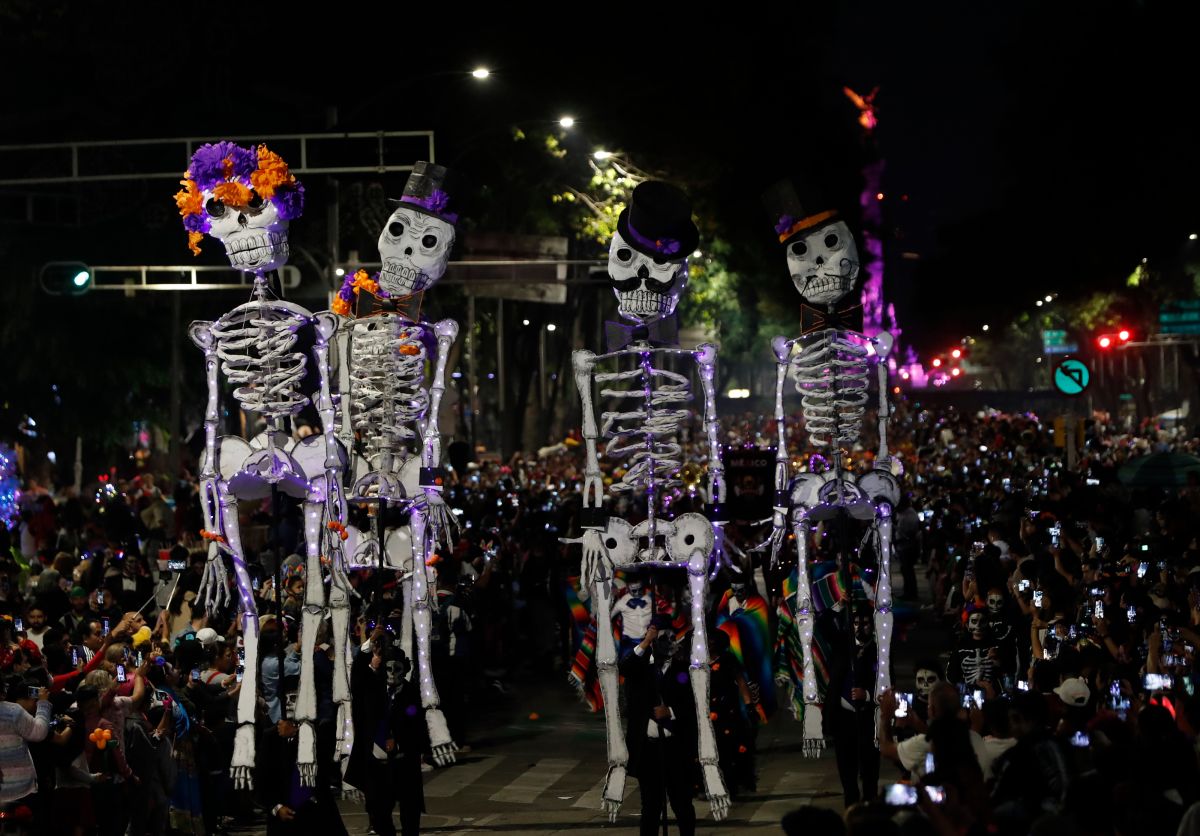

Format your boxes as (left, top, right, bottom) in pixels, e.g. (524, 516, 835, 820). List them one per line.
(328, 162, 460, 766)
(760, 180, 899, 755)
(569, 181, 730, 820)
(175, 143, 351, 786)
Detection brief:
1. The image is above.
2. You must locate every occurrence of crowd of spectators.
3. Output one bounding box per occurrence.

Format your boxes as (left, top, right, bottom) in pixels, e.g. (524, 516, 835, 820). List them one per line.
(2, 401, 1200, 835)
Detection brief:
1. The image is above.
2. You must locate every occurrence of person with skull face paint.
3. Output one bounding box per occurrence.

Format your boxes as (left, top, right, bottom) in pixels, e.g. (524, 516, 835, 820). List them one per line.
(345, 622, 427, 836)
(909, 658, 944, 733)
(821, 604, 882, 807)
(613, 572, 654, 659)
(948, 604, 1000, 688)
(619, 613, 699, 836)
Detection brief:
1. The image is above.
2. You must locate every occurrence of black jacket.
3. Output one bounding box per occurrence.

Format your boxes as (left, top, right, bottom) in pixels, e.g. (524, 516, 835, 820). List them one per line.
(344, 649, 428, 797)
(619, 647, 698, 781)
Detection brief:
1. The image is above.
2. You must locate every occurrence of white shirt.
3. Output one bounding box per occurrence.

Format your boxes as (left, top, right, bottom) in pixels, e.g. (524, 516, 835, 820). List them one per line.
(897, 730, 990, 779)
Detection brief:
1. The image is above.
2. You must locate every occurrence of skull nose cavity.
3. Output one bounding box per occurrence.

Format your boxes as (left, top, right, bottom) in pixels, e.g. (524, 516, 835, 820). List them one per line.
(637, 264, 650, 279)
(814, 255, 824, 265)
(238, 213, 248, 228)
(404, 246, 414, 256)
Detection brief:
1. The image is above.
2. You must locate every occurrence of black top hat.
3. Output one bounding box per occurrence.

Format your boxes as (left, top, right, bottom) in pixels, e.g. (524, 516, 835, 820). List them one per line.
(388, 161, 461, 226)
(762, 178, 840, 245)
(615, 181, 699, 261)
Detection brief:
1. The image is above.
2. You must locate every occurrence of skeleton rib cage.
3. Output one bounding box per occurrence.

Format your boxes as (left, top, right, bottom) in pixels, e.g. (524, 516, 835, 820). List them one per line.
(212, 301, 311, 419)
(348, 318, 428, 462)
(596, 363, 691, 494)
(790, 330, 870, 448)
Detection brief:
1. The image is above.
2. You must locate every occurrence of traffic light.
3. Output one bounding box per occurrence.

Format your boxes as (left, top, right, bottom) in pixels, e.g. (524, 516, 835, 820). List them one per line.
(39, 261, 92, 296)
(1117, 328, 1131, 343)
(1096, 328, 1131, 350)
(1097, 335, 1113, 349)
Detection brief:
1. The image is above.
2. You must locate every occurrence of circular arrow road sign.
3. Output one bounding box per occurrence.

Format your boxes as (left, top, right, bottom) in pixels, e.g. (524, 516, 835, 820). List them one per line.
(1054, 358, 1091, 396)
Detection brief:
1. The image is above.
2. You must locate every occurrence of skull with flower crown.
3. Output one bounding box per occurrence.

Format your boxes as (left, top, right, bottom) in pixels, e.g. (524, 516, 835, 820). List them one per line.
(174, 141, 305, 274)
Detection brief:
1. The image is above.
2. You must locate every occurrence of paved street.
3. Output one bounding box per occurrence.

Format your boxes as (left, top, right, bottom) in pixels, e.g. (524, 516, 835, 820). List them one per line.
(234, 559, 936, 834)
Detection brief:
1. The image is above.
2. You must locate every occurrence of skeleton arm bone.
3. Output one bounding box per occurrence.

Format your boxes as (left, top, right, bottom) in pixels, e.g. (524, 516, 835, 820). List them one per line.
(759, 337, 795, 564)
(694, 344, 726, 505)
(422, 319, 460, 548)
(573, 350, 604, 510)
(871, 332, 894, 462)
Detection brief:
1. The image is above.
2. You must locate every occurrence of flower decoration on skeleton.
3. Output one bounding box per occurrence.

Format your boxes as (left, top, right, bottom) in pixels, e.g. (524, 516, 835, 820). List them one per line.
(173, 142, 304, 256)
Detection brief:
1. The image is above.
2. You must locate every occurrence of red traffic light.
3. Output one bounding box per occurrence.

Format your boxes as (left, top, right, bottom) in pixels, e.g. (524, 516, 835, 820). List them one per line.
(1097, 335, 1113, 349)
(1117, 329, 1131, 342)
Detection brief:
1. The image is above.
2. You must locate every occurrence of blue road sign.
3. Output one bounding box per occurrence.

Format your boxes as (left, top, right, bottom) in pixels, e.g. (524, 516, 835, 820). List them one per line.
(1054, 359, 1090, 396)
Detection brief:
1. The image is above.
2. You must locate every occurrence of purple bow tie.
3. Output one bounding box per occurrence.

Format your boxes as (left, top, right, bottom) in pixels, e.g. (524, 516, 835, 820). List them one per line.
(627, 597, 647, 609)
(604, 316, 679, 352)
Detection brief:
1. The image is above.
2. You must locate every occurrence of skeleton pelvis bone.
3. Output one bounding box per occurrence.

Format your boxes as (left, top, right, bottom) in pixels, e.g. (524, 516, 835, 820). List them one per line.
(206, 433, 309, 500)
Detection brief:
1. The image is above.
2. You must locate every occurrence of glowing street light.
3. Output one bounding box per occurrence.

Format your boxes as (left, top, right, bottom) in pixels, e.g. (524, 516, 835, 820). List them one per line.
(522, 319, 530, 326)
(593, 149, 612, 160)
(1191, 233, 1198, 241)
(982, 324, 990, 332)
(1044, 294, 1053, 303)
(558, 116, 575, 128)
(1036, 300, 1044, 307)
(471, 67, 491, 79)
(546, 323, 557, 332)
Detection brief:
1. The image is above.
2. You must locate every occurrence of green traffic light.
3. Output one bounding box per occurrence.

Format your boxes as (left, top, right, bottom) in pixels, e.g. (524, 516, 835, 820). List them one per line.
(72, 270, 90, 287)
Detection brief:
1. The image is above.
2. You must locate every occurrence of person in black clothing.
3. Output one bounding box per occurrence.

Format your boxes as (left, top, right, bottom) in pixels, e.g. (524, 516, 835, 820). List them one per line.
(821, 605, 880, 807)
(257, 678, 348, 836)
(344, 624, 427, 836)
(619, 614, 698, 836)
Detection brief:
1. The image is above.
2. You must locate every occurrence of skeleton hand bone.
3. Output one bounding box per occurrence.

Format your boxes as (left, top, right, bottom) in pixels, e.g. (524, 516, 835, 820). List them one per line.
(601, 763, 627, 821)
(197, 550, 231, 612)
(754, 513, 788, 568)
(424, 491, 459, 551)
(580, 529, 611, 589)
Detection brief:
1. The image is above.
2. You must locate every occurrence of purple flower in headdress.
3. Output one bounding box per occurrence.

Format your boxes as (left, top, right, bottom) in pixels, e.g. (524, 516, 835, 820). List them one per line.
(182, 213, 210, 234)
(400, 188, 457, 223)
(272, 183, 305, 221)
(188, 142, 257, 190)
(774, 214, 796, 236)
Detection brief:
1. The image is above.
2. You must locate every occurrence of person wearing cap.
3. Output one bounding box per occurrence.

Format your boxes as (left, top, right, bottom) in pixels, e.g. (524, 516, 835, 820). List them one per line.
(619, 612, 699, 836)
(57, 586, 91, 637)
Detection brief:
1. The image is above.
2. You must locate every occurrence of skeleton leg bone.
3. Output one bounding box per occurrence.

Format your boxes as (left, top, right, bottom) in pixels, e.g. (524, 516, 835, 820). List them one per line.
(295, 492, 326, 785)
(688, 547, 730, 820)
(590, 567, 627, 820)
(792, 513, 824, 757)
(410, 509, 457, 765)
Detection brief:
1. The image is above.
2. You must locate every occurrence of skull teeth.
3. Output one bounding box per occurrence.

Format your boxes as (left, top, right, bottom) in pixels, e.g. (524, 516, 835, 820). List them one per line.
(380, 259, 426, 294)
(223, 232, 289, 268)
(800, 274, 853, 297)
(618, 289, 668, 317)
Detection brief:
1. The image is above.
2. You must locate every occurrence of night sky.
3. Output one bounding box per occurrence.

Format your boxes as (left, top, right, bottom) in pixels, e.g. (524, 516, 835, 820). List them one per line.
(3, 1, 1198, 355)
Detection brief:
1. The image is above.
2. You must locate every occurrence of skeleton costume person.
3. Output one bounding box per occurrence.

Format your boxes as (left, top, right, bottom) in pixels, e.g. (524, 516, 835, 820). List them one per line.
(759, 180, 899, 755)
(947, 605, 999, 687)
(567, 181, 730, 820)
(983, 587, 1020, 683)
(175, 143, 349, 788)
(330, 162, 462, 767)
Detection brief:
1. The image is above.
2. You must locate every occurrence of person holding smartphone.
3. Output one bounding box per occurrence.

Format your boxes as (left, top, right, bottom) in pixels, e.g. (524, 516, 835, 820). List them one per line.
(0, 679, 52, 804)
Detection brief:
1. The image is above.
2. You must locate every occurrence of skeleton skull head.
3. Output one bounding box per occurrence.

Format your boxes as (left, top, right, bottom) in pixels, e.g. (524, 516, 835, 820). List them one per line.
(377, 207, 456, 296)
(786, 219, 860, 306)
(204, 189, 291, 273)
(385, 645, 410, 689)
(626, 578, 646, 598)
(915, 667, 941, 700)
(608, 230, 689, 322)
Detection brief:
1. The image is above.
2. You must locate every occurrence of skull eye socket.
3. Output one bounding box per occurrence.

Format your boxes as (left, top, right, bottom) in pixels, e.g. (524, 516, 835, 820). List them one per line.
(615, 247, 633, 262)
(823, 232, 840, 248)
(205, 198, 226, 218)
(388, 221, 405, 237)
(604, 537, 618, 549)
(245, 191, 265, 212)
(644, 275, 677, 294)
(421, 233, 439, 249)
(611, 276, 641, 293)
(789, 240, 808, 257)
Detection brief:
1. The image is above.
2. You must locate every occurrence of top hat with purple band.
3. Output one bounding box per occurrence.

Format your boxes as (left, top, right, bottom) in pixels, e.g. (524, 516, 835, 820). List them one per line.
(762, 178, 840, 245)
(388, 161, 461, 226)
(616, 180, 698, 261)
